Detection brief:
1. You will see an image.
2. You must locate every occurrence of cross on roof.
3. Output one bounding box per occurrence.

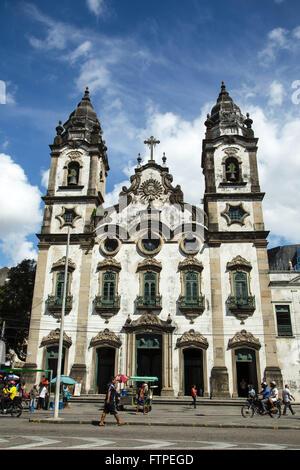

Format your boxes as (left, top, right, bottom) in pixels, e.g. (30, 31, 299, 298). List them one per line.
(144, 136, 160, 161)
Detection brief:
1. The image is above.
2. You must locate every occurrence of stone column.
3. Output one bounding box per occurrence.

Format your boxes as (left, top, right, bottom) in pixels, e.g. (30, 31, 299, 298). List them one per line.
(24, 244, 49, 385)
(209, 243, 230, 397)
(255, 243, 283, 388)
(47, 152, 59, 196)
(87, 152, 98, 196)
(70, 244, 93, 392)
(160, 332, 174, 396)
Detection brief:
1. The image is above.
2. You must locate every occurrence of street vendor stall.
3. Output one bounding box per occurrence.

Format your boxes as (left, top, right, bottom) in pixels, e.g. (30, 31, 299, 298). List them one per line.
(116, 375, 158, 412)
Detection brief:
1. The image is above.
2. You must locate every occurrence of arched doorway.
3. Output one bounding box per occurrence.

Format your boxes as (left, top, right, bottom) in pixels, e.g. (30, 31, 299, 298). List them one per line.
(136, 333, 162, 395)
(45, 346, 66, 380)
(96, 347, 115, 394)
(183, 348, 204, 396)
(235, 348, 258, 397)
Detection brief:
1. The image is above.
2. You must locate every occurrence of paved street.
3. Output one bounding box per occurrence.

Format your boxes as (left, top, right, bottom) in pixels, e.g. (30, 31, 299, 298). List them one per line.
(0, 401, 299, 451)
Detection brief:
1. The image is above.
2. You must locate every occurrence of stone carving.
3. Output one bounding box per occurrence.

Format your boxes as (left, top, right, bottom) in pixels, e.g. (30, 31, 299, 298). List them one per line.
(178, 257, 203, 272)
(138, 178, 163, 202)
(176, 329, 209, 350)
(89, 328, 122, 349)
(51, 256, 76, 272)
(40, 328, 72, 348)
(136, 257, 162, 272)
(97, 258, 121, 272)
(227, 329, 261, 350)
(124, 312, 175, 333)
(226, 255, 252, 271)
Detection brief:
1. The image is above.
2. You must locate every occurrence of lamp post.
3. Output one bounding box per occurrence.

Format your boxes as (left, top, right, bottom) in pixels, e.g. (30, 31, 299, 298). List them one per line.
(53, 223, 71, 419)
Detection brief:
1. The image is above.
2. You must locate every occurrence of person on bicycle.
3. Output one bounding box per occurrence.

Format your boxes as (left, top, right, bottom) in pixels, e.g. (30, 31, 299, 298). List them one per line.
(268, 381, 279, 412)
(259, 381, 271, 414)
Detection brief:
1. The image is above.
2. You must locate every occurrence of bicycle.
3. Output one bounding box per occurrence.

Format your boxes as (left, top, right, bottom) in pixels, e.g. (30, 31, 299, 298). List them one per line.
(241, 397, 281, 419)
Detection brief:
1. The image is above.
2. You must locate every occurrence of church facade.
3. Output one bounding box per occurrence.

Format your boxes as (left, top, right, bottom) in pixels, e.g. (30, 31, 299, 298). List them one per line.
(24, 84, 300, 399)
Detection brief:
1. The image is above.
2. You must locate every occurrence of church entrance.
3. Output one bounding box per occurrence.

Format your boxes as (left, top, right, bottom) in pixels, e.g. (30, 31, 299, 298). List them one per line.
(183, 348, 204, 396)
(96, 347, 115, 394)
(45, 346, 65, 380)
(235, 348, 258, 397)
(136, 334, 162, 395)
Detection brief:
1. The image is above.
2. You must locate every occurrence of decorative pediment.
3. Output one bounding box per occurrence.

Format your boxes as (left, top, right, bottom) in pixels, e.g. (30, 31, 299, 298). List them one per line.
(89, 328, 122, 349)
(176, 329, 209, 350)
(40, 328, 72, 349)
(52, 257, 76, 272)
(124, 312, 175, 333)
(227, 329, 261, 351)
(136, 257, 162, 273)
(226, 256, 252, 271)
(97, 258, 121, 272)
(178, 257, 203, 272)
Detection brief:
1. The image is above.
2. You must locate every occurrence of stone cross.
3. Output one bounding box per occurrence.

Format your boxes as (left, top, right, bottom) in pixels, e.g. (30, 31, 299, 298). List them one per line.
(144, 136, 160, 161)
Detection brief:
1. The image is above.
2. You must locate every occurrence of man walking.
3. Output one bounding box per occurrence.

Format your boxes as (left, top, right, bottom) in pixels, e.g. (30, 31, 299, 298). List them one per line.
(99, 376, 124, 426)
(282, 384, 296, 416)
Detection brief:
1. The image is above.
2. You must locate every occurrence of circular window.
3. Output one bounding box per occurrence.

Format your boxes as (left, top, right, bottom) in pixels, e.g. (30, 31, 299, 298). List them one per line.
(138, 236, 162, 255)
(180, 234, 200, 255)
(100, 237, 120, 256)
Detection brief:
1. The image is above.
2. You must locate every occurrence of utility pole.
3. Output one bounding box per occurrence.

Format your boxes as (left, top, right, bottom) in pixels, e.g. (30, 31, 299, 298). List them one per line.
(53, 224, 71, 419)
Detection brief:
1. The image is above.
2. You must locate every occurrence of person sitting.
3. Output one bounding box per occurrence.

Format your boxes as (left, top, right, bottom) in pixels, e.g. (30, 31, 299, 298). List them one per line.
(0, 383, 10, 411)
(247, 384, 256, 400)
(136, 383, 147, 415)
(268, 381, 279, 412)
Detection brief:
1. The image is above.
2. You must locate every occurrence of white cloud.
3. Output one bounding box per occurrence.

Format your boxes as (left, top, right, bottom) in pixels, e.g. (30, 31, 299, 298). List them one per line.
(0, 154, 42, 266)
(86, 0, 106, 17)
(249, 106, 300, 244)
(68, 41, 92, 64)
(75, 59, 111, 93)
(268, 80, 285, 106)
(258, 27, 291, 62)
(41, 169, 50, 188)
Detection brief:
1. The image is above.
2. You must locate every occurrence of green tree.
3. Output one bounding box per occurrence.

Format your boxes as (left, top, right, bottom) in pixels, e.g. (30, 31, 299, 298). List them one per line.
(0, 259, 36, 360)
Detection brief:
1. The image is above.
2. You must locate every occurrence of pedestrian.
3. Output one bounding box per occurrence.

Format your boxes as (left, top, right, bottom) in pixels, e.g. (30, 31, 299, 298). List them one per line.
(282, 384, 296, 416)
(63, 385, 69, 408)
(99, 376, 124, 426)
(29, 385, 38, 410)
(136, 383, 147, 415)
(37, 383, 47, 410)
(191, 385, 197, 409)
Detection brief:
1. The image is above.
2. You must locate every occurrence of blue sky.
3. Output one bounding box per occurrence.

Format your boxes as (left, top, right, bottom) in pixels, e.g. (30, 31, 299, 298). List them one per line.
(1, 0, 300, 267)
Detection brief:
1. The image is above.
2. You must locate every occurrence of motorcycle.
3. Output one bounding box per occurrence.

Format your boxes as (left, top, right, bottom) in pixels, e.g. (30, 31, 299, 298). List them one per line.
(241, 397, 281, 419)
(0, 397, 23, 417)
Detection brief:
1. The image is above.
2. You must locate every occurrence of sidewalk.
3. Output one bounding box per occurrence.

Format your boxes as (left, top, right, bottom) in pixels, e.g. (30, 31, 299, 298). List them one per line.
(28, 401, 300, 430)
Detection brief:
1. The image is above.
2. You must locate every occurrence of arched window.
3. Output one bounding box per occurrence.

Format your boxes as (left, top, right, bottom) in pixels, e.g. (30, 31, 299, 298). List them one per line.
(225, 157, 239, 182)
(184, 272, 199, 304)
(67, 161, 80, 185)
(102, 272, 116, 304)
(143, 271, 157, 305)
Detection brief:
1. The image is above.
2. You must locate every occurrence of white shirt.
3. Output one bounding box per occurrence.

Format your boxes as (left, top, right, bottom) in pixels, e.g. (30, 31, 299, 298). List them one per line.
(39, 386, 47, 398)
(270, 387, 279, 401)
(282, 387, 292, 403)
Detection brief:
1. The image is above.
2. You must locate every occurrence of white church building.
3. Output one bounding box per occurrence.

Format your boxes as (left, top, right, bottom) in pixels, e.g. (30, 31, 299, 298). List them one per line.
(24, 84, 300, 399)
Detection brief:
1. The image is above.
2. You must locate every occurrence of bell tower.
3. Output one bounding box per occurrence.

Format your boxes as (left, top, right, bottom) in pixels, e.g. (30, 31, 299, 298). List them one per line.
(25, 89, 109, 390)
(202, 83, 282, 396)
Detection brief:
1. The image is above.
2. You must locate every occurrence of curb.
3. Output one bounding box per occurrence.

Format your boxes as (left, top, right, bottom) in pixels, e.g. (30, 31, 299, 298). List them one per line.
(28, 418, 300, 430)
